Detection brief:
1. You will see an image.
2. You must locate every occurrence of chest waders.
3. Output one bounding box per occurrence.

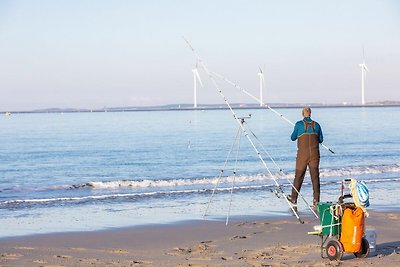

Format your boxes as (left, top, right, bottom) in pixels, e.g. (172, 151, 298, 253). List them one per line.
(291, 119, 320, 205)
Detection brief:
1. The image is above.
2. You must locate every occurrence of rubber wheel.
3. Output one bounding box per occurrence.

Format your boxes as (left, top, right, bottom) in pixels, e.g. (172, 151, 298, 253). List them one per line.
(354, 237, 369, 258)
(326, 240, 344, 261)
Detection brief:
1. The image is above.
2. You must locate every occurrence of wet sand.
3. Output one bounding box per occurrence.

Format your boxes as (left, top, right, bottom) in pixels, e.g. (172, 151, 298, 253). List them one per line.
(1, 210, 399, 266)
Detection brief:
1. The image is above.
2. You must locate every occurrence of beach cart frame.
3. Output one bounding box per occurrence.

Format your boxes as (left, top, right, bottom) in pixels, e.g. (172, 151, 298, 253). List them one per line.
(309, 179, 370, 261)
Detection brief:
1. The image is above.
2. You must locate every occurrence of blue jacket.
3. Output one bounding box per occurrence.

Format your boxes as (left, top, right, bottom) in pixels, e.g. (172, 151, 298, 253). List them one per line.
(291, 117, 323, 143)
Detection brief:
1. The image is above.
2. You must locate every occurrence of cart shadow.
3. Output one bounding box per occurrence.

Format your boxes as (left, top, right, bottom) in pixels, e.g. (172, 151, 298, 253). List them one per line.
(375, 241, 400, 255)
(340, 241, 400, 260)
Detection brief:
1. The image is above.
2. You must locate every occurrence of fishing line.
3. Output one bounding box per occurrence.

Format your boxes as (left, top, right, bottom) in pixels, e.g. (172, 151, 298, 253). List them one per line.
(183, 37, 304, 223)
(208, 70, 335, 154)
(203, 126, 242, 218)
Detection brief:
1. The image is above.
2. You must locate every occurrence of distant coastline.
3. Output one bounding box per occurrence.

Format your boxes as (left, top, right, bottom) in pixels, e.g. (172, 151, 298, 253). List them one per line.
(2, 101, 400, 114)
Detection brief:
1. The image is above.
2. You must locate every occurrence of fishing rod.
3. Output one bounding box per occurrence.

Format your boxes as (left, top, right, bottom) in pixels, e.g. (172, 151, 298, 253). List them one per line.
(183, 37, 304, 224)
(208, 70, 335, 154)
(226, 122, 242, 225)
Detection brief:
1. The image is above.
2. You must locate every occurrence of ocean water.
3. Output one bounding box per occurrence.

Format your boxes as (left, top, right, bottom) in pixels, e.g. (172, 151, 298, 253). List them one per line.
(0, 106, 399, 238)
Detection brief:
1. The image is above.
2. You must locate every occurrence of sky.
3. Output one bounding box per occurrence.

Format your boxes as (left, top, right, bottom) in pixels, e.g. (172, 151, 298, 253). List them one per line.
(0, 0, 399, 111)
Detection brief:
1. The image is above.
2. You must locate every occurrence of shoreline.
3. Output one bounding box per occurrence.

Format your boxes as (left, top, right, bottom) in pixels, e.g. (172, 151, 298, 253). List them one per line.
(0, 213, 292, 242)
(0, 206, 398, 242)
(1, 210, 399, 266)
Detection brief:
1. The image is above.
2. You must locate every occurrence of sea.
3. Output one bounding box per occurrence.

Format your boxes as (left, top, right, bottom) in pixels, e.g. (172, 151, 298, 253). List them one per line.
(1, 106, 399, 238)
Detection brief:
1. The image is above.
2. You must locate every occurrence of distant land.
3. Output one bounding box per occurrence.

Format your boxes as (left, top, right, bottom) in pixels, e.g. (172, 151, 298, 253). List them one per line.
(2, 100, 400, 114)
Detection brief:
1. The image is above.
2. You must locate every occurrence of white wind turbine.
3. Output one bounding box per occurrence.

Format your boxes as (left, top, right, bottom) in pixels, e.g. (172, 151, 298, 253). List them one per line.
(192, 64, 203, 108)
(359, 48, 369, 105)
(257, 66, 265, 106)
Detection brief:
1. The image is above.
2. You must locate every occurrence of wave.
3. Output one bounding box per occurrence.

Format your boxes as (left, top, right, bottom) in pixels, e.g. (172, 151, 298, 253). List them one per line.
(0, 183, 279, 206)
(1, 177, 400, 208)
(319, 164, 400, 178)
(69, 163, 400, 190)
(70, 175, 271, 189)
(1, 164, 399, 208)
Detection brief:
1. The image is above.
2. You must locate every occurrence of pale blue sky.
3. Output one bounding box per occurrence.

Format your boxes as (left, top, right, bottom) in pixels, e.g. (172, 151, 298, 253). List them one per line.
(0, 0, 399, 111)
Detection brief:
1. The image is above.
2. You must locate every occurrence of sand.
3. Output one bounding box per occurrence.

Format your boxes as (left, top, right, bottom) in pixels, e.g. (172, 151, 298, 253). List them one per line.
(0, 210, 399, 267)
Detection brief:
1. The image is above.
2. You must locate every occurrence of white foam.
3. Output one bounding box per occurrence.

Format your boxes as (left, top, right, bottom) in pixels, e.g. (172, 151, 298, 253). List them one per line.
(77, 163, 400, 190)
(1, 164, 399, 207)
(83, 174, 272, 189)
(0, 184, 276, 205)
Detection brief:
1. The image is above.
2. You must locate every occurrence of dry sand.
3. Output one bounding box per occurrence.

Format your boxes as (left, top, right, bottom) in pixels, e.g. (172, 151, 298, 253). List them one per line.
(0, 211, 399, 267)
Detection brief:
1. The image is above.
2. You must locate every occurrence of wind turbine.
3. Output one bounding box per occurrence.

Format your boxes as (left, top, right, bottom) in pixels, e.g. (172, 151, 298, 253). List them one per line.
(257, 66, 265, 106)
(192, 64, 203, 108)
(359, 48, 369, 105)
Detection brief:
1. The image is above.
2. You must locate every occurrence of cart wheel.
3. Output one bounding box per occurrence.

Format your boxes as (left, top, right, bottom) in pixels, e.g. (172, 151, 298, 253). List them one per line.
(326, 240, 344, 261)
(354, 237, 369, 258)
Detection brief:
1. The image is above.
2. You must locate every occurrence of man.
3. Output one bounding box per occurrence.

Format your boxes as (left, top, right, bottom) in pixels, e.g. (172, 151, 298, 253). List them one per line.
(287, 106, 323, 207)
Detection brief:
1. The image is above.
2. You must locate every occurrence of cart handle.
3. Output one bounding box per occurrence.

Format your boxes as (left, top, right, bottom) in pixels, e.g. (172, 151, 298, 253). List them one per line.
(338, 194, 352, 203)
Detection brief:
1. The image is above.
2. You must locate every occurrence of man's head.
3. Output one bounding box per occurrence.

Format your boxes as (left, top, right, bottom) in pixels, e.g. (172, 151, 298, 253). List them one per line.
(302, 106, 311, 117)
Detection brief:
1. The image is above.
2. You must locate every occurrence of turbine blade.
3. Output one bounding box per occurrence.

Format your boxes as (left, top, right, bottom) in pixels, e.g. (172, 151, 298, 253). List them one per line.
(194, 69, 204, 87)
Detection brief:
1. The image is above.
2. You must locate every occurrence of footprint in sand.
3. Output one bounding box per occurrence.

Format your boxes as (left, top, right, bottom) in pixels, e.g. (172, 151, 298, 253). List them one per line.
(167, 243, 219, 257)
(230, 235, 249, 240)
(166, 247, 192, 256)
(109, 249, 129, 254)
(194, 243, 214, 254)
(252, 231, 265, 235)
(79, 258, 101, 263)
(54, 255, 73, 260)
(253, 251, 273, 260)
(1, 253, 24, 260)
(131, 260, 153, 266)
(33, 259, 48, 264)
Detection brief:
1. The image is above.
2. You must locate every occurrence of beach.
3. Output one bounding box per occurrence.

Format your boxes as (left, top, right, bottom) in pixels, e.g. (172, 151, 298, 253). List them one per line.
(1, 210, 399, 267)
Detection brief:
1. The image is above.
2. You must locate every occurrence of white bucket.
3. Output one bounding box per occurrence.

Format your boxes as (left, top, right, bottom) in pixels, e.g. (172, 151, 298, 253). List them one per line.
(364, 228, 377, 252)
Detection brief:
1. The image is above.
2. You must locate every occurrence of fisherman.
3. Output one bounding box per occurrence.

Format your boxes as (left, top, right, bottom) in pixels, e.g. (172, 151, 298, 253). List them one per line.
(287, 106, 323, 207)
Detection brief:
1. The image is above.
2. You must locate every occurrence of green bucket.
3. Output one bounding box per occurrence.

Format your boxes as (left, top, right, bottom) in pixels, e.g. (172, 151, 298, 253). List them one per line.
(317, 202, 340, 236)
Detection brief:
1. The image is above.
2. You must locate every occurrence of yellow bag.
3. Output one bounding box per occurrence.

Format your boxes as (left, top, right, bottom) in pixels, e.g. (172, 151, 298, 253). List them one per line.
(340, 207, 365, 252)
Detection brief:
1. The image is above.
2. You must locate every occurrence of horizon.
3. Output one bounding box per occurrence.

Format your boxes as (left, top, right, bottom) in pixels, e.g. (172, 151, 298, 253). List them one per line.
(3, 100, 400, 114)
(1, 1, 400, 111)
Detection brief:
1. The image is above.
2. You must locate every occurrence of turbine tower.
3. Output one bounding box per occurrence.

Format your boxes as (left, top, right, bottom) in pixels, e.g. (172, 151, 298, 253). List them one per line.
(192, 64, 203, 108)
(258, 67, 265, 106)
(359, 48, 369, 105)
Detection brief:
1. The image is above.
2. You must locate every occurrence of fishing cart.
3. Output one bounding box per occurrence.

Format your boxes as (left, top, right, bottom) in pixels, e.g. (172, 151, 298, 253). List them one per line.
(308, 179, 370, 261)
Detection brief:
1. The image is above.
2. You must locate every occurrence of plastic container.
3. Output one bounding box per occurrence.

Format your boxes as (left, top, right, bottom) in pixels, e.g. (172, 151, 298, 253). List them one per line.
(317, 202, 340, 236)
(365, 228, 377, 252)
